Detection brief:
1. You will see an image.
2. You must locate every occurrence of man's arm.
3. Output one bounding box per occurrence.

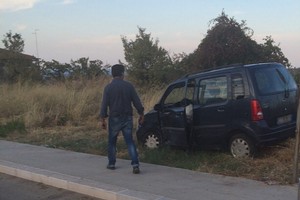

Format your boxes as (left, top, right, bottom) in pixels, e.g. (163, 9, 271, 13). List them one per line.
(131, 86, 144, 124)
(99, 87, 109, 129)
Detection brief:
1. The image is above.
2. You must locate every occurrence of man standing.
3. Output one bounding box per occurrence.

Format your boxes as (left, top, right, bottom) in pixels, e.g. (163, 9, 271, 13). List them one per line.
(100, 64, 144, 174)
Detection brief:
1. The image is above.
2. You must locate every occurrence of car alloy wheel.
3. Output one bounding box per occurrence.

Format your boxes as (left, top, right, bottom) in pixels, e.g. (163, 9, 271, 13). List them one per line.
(144, 134, 160, 149)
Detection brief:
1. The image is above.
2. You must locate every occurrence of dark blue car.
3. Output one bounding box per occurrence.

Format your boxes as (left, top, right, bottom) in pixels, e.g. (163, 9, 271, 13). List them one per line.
(136, 62, 298, 157)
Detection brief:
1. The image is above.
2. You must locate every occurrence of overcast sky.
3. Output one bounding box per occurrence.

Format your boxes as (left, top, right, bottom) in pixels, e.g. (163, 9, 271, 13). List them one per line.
(1, 0, 299, 67)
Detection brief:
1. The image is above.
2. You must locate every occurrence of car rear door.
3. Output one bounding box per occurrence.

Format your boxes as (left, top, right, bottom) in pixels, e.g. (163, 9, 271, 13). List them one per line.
(249, 64, 298, 128)
(193, 75, 232, 145)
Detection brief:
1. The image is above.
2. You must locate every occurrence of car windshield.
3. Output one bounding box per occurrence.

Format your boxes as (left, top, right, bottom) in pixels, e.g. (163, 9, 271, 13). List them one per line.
(163, 82, 186, 105)
(250, 64, 297, 95)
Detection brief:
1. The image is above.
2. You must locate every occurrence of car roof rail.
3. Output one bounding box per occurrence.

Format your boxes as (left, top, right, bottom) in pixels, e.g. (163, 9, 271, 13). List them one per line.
(182, 63, 243, 78)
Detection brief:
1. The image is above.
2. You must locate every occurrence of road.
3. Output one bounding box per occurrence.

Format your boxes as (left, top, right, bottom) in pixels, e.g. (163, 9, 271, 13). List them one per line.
(0, 173, 102, 200)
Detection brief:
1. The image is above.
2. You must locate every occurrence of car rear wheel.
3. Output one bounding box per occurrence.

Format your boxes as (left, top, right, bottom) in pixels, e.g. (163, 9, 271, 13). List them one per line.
(229, 134, 255, 158)
(143, 130, 162, 149)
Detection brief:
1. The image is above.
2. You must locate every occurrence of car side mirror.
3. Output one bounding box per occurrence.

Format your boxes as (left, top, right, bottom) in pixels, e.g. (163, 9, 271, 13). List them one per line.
(154, 104, 162, 111)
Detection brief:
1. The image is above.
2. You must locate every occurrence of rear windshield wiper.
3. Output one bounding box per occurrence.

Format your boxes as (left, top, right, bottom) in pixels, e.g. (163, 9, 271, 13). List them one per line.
(276, 68, 289, 98)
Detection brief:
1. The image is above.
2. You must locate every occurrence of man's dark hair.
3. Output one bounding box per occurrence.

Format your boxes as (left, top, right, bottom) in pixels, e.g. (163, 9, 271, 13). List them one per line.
(111, 64, 125, 77)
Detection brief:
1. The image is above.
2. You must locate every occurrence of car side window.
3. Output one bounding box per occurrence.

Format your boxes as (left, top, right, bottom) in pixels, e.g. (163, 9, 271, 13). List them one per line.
(198, 76, 227, 105)
(163, 82, 186, 105)
(232, 73, 245, 99)
(163, 80, 196, 107)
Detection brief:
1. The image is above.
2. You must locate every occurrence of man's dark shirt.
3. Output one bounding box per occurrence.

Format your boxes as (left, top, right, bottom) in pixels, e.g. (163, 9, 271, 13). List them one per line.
(100, 78, 144, 118)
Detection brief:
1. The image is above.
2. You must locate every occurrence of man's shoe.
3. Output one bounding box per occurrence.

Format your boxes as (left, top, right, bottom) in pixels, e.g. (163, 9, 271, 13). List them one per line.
(133, 166, 140, 174)
(107, 164, 115, 170)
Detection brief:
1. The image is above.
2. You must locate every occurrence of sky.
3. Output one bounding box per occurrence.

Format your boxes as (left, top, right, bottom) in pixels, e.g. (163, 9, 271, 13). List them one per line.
(0, 0, 300, 67)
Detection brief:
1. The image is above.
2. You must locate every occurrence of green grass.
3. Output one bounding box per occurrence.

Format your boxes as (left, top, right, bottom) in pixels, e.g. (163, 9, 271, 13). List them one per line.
(137, 141, 294, 184)
(0, 119, 26, 137)
(139, 147, 239, 171)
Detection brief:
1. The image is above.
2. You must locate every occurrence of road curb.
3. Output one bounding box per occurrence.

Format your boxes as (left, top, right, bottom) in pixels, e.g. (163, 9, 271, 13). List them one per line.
(0, 160, 173, 200)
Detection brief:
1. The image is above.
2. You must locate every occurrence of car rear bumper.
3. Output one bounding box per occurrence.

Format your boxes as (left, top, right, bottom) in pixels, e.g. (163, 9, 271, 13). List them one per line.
(251, 121, 296, 145)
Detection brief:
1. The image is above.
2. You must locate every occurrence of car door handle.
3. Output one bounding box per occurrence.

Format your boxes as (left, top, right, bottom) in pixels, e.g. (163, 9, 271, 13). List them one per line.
(163, 112, 183, 116)
(217, 107, 225, 112)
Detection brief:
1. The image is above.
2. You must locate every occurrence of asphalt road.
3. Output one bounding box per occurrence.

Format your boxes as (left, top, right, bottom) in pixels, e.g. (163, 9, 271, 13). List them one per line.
(0, 173, 102, 200)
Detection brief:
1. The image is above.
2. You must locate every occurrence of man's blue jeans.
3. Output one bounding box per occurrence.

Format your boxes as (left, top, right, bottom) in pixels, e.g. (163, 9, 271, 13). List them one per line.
(108, 116, 139, 167)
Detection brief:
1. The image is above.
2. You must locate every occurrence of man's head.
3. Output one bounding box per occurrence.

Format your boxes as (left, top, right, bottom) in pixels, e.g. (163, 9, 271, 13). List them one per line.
(111, 64, 125, 78)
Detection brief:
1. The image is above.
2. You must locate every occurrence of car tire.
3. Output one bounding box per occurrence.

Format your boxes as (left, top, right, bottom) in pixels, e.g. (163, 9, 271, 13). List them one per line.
(142, 129, 162, 149)
(229, 134, 255, 158)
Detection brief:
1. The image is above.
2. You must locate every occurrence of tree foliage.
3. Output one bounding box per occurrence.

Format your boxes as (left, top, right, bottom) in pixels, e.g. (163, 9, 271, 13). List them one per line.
(40, 60, 71, 81)
(187, 11, 290, 71)
(2, 30, 25, 53)
(260, 36, 291, 67)
(121, 27, 174, 85)
(70, 57, 105, 79)
(190, 11, 262, 70)
(40, 58, 106, 81)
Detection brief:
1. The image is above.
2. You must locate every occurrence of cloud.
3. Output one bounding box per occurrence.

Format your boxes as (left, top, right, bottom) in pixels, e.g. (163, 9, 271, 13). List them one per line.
(67, 35, 121, 46)
(0, 0, 39, 12)
(60, 0, 75, 5)
(15, 23, 27, 31)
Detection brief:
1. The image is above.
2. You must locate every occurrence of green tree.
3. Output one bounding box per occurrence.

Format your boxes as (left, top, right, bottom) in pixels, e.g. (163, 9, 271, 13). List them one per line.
(71, 57, 89, 79)
(2, 30, 24, 53)
(40, 60, 71, 81)
(171, 52, 192, 77)
(185, 11, 291, 71)
(89, 59, 106, 77)
(260, 36, 291, 67)
(190, 11, 262, 70)
(70, 57, 105, 79)
(121, 27, 173, 85)
(40, 58, 106, 82)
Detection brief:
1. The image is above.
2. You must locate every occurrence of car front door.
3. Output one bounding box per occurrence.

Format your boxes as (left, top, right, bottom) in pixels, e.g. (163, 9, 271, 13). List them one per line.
(159, 80, 196, 147)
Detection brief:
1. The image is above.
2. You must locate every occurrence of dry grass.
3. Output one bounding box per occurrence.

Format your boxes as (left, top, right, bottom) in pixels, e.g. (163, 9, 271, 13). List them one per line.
(0, 79, 297, 185)
(0, 78, 111, 128)
(0, 78, 162, 128)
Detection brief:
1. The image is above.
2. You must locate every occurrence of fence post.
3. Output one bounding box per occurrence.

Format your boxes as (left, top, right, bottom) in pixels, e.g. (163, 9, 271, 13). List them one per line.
(293, 97, 300, 183)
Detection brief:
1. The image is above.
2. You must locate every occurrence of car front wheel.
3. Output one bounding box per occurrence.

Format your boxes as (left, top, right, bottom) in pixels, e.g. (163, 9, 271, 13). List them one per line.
(143, 130, 162, 149)
(229, 134, 255, 158)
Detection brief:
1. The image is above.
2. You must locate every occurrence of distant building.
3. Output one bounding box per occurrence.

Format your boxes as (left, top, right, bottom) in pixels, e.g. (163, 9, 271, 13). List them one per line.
(0, 48, 37, 82)
(0, 48, 35, 69)
(0, 48, 35, 60)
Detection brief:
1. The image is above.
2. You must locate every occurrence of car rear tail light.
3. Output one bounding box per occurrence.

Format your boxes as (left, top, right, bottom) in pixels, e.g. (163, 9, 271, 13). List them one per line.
(251, 99, 263, 121)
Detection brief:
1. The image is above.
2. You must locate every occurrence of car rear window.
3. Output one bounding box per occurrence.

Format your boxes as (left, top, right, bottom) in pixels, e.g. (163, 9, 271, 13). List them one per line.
(250, 64, 297, 95)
